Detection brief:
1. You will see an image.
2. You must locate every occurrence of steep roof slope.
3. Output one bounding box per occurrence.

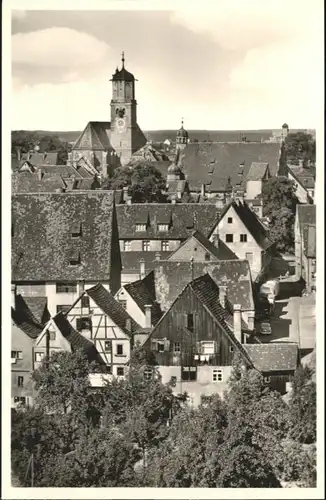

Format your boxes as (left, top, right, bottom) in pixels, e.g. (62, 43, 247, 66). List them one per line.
(124, 275, 163, 327)
(73, 122, 114, 151)
(167, 230, 238, 261)
(12, 192, 116, 281)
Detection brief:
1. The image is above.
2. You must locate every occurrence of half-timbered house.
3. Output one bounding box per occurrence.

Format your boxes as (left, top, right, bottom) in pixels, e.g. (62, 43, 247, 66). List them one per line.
(66, 283, 142, 377)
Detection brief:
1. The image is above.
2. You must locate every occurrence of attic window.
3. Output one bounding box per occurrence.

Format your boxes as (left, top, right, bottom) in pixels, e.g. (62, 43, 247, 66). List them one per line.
(69, 250, 81, 266)
(136, 224, 147, 232)
(208, 167, 214, 174)
(71, 222, 82, 237)
(186, 220, 194, 229)
(158, 224, 169, 232)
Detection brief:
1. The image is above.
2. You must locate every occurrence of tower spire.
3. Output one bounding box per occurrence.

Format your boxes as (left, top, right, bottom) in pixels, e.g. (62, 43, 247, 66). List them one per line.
(181, 117, 184, 128)
(121, 51, 125, 68)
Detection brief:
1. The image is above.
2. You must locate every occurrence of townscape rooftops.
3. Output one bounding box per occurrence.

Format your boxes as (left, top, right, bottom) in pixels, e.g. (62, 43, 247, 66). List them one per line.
(154, 259, 254, 311)
(297, 204, 316, 227)
(20, 151, 59, 167)
(116, 203, 221, 239)
(51, 312, 105, 364)
(121, 251, 172, 275)
(153, 142, 281, 192)
(244, 343, 298, 372)
(167, 230, 238, 261)
(124, 274, 163, 327)
(246, 162, 270, 181)
(12, 191, 116, 281)
(86, 283, 141, 335)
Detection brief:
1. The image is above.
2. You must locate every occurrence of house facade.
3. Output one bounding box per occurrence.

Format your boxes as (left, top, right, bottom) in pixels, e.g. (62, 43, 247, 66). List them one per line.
(209, 200, 273, 281)
(294, 205, 316, 290)
(12, 192, 121, 316)
(66, 283, 142, 377)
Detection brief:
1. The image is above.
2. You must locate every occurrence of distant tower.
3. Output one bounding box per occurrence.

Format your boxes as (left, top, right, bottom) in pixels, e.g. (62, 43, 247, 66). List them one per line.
(110, 52, 146, 165)
(281, 123, 289, 142)
(176, 118, 189, 151)
(167, 162, 183, 182)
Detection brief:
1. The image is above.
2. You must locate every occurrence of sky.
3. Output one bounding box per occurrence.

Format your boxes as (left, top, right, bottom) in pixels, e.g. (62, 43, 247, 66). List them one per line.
(10, 1, 324, 131)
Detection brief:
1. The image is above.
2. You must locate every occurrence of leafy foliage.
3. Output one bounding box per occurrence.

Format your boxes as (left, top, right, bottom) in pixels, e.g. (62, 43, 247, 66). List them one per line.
(102, 162, 168, 202)
(288, 366, 316, 444)
(12, 131, 71, 166)
(262, 176, 299, 252)
(285, 132, 316, 166)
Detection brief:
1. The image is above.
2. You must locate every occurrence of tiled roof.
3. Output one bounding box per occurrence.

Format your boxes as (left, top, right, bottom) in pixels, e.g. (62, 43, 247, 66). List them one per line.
(297, 204, 316, 227)
(52, 313, 105, 364)
(35, 165, 90, 178)
(167, 230, 238, 261)
(246, 162, 269, 181)
(12, 192, 117, 281)
(288, 167, 315, 189)
(21, 151, 59, 167)
(116, 203, 221, 239)
(17, 295, 50, 325)
(302, 224, 316, 258)
(166, 180, 188, 193)
(73, 122, 114, 151)
(121, 251, 172, 274)
(86, 283, 141, 335)
(12, 305, 44, 339)
(244, 343, 298, 372)
(124, 274, 163, 327)
(111, 66, 135, 82)
(153, 142, 281, 192)
(217, 201, 273, 250)
(154, 259, 254, 312)
(12, 173, 67, 194)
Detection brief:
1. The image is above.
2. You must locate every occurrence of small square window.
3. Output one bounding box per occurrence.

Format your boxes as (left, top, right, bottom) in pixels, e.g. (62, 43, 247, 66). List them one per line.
(18, 376, 24, 387)
(116, 344, 124, 356)
(144, 368, 153, 381)
(161, 241, 170, 252)
(226, 234, 233, 243)
(35, 352, 45, 362)
(240, 234, 247, 242)
(157, 341, 165, 352)
(49, 331, 56, 341)
(104, 340, 112, 352)
(76, 317, 92, 331)
(213, 369, 223, 382)
(205, 253, 211, 261)
(123, 241, 131, 251)
(173, 342, 181, 353)
(119, 300, 127, 310)
(227, 217, 233, 223)
(11, 351, 23, 360)
(117, 367, 124, 376)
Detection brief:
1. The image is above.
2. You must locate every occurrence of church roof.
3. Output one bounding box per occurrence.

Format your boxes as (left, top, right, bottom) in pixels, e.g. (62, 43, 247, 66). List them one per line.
(177, 120, 188, 139)
(111, 53, 135, 82)
(73, 122, 114, 151)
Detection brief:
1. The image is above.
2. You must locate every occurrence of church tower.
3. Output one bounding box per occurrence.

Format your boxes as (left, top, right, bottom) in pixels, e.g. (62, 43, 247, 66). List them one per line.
(176, 119, 189, 151)
(110, 52, 146, 165)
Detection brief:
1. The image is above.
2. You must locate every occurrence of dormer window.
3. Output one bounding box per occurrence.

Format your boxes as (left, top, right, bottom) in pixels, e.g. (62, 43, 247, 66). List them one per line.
(136, 224, 147, 232)
(158, 224, 169, 232)
(71, 222, 82, 238)
(69, 250, 81, 266)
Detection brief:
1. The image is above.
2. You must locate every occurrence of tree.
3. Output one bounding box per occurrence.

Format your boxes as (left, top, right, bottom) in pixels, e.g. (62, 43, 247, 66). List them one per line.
(288, 366, 316, 444)
(262, 176, 299, 252)
(285, 132, 316, 166)
(102, 162, 168, 203)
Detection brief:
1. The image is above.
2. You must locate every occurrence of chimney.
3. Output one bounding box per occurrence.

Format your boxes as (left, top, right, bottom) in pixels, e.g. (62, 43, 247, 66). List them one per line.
(233, 304, 242, 343)
(247, 311, 255, 331)
(219, 285, 227, 309)
(11, 285, 16, 309)
(144, 304, 152, 328)
(155, 252, 161, 261)
(171, 194, 176, 204)
(212, 230, 219, 248)
(200, 184, 205, 197)
(43, 152, 47, 162)
(37, 169, 43, 181)
(27, 151, 31, 161)
(122, 186, 129, 203)
(78, 280, 85, 295)
(298, 159, 304, 168)
(125, 318, 132, 333)
(127, 198, 132, 205)
(140, 259, 146, 280)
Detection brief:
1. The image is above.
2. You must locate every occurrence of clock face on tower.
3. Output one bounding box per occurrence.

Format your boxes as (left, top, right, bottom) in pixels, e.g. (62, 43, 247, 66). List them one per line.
(116, 118, 125, 131)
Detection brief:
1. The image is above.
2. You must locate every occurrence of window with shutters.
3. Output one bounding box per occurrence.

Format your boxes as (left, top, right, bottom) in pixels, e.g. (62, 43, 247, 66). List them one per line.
(104, 340, 112, 352)
(76, 317, 92, 331)
(151, 339, 169, 352)
(212, 369, 223, 382)
(182, 366, 197, 381)
(81, 295, 90, 308)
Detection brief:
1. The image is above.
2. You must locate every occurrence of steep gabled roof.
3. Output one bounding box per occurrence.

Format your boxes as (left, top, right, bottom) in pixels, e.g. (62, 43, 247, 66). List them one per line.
(51, 313, 105, 364)
(12, 192, 116, 281)
(86, 283, 141, 335)
(12, 303, 44, 339)
(154, 259, 254, 312)
(124, 274, 163, 327)
(244, 343, 298, 372)
(73, 122, 113, 151)
(116, 203, 221, 239)
(16, 295, 50, 325)
(12, 172, 67, 194)
(167, 230, 238, 261)
(246, 162, 270, 181)
(217, 201, 273, 250)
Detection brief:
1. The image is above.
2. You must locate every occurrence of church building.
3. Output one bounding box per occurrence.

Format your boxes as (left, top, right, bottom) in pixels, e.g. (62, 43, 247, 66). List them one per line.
(69, 53, 147, 177)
